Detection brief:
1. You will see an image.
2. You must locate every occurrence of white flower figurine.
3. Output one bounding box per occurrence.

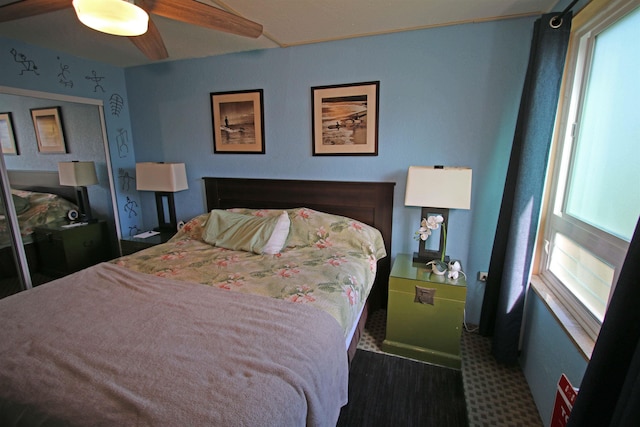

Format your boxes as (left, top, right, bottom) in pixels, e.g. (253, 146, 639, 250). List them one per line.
(426, 215, 444, 230)
(415, 215, 444, 241)
(416, 220, 431, 241)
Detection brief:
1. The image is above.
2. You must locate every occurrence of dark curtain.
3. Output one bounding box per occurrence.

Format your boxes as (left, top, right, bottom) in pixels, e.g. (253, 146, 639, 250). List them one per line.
(567, 218, 640, 427)
(478, 13, 572, 365)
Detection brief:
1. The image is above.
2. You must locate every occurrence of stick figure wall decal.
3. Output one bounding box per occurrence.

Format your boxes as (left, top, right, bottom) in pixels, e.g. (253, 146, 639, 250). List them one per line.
(124, 196, 138, 218)
(110, 94, 124, 116)
(57, 57, 73, 87)
(116, 128, 130, 158)
(85, 70, 105, 92)
(10, 48, 39, 75)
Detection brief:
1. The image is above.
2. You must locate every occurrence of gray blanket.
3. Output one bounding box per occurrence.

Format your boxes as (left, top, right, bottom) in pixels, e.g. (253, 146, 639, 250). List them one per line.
(0, 263, 348, 426)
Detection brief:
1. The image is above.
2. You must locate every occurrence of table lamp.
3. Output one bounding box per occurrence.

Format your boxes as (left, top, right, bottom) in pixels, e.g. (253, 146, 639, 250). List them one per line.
(405, 166, 472, 263)
(58, 161, 99, 222)
(136, 162, 188, 232)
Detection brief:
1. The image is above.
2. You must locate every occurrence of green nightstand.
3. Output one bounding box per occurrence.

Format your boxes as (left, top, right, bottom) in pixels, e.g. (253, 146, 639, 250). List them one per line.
(382, 253, 467, 369)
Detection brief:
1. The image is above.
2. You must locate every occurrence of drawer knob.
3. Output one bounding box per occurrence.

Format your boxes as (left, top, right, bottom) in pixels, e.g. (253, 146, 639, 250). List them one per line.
(414, 286, 436, 305)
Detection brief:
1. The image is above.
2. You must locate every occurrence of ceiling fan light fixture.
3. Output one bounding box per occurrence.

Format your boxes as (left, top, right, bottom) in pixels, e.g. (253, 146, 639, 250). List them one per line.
(73, 0, 149, 37)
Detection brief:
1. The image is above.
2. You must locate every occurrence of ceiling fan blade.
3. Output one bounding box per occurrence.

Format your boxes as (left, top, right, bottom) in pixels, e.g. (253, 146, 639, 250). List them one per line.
(0, 0, 71, 23)
(137, 0, 262, 39)
(129, 17, 169, 60)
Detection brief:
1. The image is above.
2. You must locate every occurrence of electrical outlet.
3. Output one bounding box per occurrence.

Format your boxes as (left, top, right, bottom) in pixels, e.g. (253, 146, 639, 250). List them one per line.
(478, 272, 488, 282)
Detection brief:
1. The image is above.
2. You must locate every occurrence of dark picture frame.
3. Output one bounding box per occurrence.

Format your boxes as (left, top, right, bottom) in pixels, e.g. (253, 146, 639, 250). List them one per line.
(210, 89, 265, 154)
(311, 81, 379, 156)
(31, 107, 67, 154)
(0, 112, 19, 155)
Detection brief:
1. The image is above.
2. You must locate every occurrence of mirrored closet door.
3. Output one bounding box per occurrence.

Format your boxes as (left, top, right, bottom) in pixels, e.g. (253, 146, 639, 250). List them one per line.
(0, 88, 120, 298)
(0, 158, 32, 298)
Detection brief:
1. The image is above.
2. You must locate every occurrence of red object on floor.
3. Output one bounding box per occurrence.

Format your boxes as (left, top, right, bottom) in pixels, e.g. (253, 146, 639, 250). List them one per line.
(551, 374, 578, 427)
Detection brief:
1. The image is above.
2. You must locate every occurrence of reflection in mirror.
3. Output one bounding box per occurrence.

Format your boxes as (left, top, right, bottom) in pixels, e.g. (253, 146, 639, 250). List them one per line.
(0, 162, 32, 298)
(0, 89, 120, 296)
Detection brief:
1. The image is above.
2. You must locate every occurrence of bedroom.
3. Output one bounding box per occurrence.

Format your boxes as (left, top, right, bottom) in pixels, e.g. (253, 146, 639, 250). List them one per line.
(0, 0, 637, 425)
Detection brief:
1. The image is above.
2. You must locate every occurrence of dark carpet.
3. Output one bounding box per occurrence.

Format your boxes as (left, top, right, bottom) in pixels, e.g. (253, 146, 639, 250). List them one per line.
(337, 349, 468, 427)
(0, 272, 55, 299)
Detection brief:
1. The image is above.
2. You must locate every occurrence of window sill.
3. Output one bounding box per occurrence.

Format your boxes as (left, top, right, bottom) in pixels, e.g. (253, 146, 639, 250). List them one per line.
(530, 275, 594, 361)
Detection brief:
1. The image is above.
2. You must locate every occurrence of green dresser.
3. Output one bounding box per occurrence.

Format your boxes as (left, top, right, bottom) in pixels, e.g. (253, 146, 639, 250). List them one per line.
(382, 253, 467, 369)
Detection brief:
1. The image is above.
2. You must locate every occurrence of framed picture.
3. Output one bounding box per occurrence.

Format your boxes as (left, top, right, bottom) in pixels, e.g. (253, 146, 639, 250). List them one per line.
(311, 81, 379, 156)
(0, 112, 18, 155)
(31, 107, 67, 154)
(210, 89, 265, 154)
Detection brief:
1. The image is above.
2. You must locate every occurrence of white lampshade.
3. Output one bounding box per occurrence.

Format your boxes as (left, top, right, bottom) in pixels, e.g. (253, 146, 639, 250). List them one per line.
(136, 163, 188, 192)
(73, 0, 149, 37)
(58, 161, 99, 187)
(405, 166, 472, 209)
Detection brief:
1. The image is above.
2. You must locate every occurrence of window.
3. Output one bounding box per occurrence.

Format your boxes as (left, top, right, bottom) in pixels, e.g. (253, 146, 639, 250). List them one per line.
(539, 0, 640, 340)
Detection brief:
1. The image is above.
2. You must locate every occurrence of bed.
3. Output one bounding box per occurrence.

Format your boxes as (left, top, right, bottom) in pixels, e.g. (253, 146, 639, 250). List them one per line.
(0, 170, 78, 276)
(0, 177, 394, 426)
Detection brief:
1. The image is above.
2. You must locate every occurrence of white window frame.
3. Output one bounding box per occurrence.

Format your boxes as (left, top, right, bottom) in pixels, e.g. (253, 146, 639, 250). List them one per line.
(538, 0, 638, 341)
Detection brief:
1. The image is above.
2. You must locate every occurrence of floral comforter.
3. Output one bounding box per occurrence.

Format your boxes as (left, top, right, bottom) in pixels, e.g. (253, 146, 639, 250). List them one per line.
(0, 189, 77, 248)
(115, 208, 387, 338)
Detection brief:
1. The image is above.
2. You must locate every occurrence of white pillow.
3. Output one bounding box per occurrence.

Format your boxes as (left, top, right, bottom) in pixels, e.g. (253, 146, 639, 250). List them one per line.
(262, 211, 290, 254)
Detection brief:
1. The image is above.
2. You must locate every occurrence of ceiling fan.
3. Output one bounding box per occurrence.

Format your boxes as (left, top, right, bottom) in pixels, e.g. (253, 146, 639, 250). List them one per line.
(0, 0, 263, 61)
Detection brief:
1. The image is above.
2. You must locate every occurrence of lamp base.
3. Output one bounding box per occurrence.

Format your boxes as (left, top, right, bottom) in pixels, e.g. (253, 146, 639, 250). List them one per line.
(413, 252, 450, 265)
(154, 192, 178, 233)
(75, 186, 96, 224)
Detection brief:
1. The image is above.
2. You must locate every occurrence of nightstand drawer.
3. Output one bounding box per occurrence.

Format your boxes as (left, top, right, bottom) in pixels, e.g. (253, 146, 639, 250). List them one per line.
(389, 275, 467, 301)
(120, 231, 175, 255)
(120, 239, 153, 255)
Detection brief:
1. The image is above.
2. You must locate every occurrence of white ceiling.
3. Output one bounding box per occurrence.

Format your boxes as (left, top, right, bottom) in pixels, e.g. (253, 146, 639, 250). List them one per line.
(0, 0, 559, 68)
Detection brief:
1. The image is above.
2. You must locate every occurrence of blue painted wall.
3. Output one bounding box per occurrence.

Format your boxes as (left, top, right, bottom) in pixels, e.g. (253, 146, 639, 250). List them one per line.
(521, 289, 588, 425)
(124, 18, 534, 324)
(1, 12, 591, 425)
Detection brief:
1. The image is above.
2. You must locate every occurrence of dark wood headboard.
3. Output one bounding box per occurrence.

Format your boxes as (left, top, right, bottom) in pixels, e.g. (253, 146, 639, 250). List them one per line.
(204, 177, 395, 310)
(7, 170, 77, 204)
